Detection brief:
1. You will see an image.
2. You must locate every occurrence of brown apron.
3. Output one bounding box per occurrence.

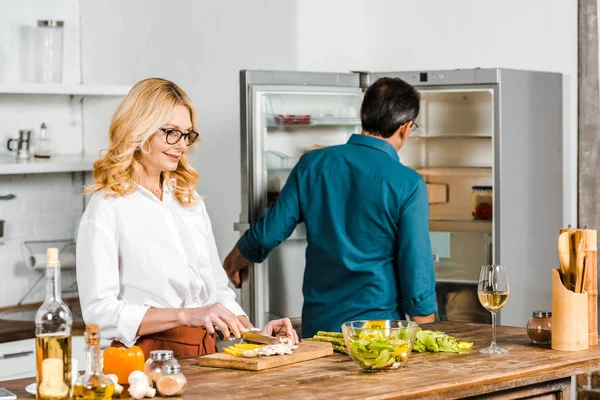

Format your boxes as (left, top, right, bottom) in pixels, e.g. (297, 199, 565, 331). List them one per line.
(111, 327, 217, 359)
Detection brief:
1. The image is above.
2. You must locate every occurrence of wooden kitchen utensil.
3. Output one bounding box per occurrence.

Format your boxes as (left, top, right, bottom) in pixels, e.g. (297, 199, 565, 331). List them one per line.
(552, 268, 589, 351)
(558, 232, 571, 289)
(197, 340, 333, 371)
(582, 228, 598, 346)
(575, 238, 585, 293)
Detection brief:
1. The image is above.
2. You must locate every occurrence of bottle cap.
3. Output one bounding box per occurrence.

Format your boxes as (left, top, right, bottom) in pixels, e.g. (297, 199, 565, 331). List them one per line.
(86, 323, 99, 335)
(85, 323, 100, 345)
(46, 248, 60, 267)
(150, 350, 174, 361)
(533, 311, 551, 318)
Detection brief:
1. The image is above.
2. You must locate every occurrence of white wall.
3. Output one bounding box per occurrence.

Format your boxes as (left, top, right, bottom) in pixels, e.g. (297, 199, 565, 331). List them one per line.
(296, 0, 367, 72)
(80, 0, 299, 255)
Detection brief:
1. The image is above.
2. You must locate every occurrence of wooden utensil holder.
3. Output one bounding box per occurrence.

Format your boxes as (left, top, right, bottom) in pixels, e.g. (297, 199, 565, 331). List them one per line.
(551, 269, 589, 351)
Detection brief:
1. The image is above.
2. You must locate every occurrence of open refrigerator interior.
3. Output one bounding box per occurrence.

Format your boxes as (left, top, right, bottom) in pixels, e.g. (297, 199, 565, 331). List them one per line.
(247, 81, 498, 329)
(399, 87, 495, 323)
(250, 86, 363, 328)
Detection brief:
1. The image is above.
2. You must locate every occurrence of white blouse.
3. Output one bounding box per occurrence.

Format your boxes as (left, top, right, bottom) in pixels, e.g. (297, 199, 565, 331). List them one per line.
(76, 181, 245, 347)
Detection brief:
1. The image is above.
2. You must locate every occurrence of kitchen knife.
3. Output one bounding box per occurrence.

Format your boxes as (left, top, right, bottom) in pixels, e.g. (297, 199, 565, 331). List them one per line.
(214, 326, 278, 345)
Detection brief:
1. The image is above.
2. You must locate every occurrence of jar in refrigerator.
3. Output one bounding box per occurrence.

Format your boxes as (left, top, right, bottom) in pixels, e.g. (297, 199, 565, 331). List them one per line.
(37, 20, 64, 83)
(471, 186, 493, 220)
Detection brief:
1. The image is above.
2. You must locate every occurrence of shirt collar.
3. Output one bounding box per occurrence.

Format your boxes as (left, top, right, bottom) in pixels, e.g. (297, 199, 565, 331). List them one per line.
(347, 134, 400, 162)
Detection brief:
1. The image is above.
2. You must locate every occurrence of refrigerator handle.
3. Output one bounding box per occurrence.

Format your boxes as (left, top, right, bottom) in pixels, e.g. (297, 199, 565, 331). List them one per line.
(234, 222, 251, 232)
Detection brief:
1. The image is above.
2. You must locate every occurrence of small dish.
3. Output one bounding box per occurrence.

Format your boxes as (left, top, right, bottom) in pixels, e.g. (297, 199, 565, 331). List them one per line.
(25, 383, 36, 396)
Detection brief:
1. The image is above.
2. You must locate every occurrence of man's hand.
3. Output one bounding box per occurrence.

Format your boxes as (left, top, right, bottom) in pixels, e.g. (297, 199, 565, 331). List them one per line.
(259, 318, 299, 344)
(410, 313, 435, 324)
(223, 245, 251, 288)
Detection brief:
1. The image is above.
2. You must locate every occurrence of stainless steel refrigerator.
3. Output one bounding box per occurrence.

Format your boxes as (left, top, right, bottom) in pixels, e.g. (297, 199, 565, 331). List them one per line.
(235, 69, 562, 332)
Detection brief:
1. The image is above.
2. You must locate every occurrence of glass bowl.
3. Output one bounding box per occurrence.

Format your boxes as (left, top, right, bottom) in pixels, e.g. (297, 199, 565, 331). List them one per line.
(341, 320, 419, 372)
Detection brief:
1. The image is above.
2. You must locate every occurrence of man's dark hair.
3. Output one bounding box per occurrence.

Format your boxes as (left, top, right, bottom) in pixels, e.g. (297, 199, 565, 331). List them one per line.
(361, 77, 420, 138)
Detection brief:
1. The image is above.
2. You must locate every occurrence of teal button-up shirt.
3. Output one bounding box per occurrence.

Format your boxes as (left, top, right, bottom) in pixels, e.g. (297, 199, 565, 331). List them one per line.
(238, 134, 437, 337)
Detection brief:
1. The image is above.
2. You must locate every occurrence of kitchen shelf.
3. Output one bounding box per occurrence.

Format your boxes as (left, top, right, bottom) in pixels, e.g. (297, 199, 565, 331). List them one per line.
(266, 114, 360, 128)
(430, 219, 492, 234)
(0, 83, 131, 96)
(0, 154, 98, 175)
(414, 167, 492, 177)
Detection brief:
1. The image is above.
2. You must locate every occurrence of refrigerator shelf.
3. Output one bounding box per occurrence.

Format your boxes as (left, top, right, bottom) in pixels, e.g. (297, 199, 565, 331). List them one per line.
(410, 134, 492, 140)
(265, 150, 300, 170)
(429, 219, 492, 234)
(414, 167, 492, 176)
(266, 114, 360, 128)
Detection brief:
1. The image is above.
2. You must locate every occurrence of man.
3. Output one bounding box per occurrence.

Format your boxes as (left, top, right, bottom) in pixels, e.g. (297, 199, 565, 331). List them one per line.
(224, 77, 437, 338)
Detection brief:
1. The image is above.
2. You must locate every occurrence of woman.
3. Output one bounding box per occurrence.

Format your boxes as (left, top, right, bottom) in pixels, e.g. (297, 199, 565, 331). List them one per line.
(76, 78, 297, 358)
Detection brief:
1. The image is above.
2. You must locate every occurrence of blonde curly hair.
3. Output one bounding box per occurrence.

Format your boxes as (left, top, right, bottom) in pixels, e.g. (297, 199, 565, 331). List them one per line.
(85, 78, 200, 208)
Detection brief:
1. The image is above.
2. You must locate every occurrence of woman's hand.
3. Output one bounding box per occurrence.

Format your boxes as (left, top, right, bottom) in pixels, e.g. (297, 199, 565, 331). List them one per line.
(259, 318, 299, 344)
(180, 303, 247, 340)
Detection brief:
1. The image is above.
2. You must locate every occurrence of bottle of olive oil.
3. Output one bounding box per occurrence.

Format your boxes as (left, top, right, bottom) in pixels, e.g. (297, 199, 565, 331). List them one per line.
(35, 248, 73, 400)
(73, 324, 114, 399)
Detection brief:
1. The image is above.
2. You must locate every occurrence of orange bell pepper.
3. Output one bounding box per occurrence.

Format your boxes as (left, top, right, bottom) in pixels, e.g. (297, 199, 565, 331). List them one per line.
(103, 346, 145, 384)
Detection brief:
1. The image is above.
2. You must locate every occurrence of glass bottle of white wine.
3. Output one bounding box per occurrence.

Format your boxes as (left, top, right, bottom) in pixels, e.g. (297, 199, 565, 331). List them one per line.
(73, 323, 114, 399)
(35, 248, 73, 400)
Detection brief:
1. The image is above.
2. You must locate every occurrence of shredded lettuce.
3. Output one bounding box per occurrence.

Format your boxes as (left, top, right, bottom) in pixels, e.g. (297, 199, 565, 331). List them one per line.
(348, 330, 410, 370)
(413, 329, 473, 354)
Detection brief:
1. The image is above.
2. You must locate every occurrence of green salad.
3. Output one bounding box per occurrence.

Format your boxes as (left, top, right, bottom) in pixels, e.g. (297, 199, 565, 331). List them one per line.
(413, 329, 473, 353)
(348, 328, 412, 370)
(347, 327, 474, 371)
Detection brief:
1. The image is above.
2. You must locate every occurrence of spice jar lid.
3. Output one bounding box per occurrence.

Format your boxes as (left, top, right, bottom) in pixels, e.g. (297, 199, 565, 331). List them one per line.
(37, 20, 64, 27)
(533, 310, 551, 318)
(161, 363, 181, 374)
(150, 350, 174, 361)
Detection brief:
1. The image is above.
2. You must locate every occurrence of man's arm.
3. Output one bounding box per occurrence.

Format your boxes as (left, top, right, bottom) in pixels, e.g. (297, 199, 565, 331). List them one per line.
(410, 314, 435, 324)
(396, 178, 438, 320)
(223, 165, 303, 286)
(223, 244, 251, 287)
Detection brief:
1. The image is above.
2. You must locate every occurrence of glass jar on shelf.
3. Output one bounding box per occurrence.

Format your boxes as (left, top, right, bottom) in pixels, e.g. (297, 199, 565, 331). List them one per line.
(471, 186, 493, 220)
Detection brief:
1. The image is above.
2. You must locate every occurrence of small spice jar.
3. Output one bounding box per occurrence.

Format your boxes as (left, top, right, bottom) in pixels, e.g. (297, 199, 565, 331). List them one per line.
(144, 350, 177, 384)
(471, 186, 493, 220)
(156, 363, 187, 397)
(526, 311, 552, 345)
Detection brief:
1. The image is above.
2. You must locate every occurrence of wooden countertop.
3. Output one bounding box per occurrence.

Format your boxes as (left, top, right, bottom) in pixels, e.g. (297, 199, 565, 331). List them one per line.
(2, 321, 600, 398)
(0, 299, 85, 343)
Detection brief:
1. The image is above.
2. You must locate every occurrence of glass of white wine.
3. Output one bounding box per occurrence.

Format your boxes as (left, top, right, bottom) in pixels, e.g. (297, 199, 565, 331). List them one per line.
(477, 264, 510, 354)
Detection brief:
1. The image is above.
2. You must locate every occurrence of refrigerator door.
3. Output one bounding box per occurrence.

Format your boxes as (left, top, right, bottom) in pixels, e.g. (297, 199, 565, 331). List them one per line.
(237, 70, 362, 329)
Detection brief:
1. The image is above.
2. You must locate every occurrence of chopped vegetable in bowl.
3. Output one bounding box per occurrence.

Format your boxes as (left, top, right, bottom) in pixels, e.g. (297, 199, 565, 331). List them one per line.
(341, 320, 418, 372)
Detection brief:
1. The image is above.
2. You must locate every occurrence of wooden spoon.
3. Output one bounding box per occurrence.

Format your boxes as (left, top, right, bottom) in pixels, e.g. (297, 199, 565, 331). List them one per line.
(575, 238, 585, 293)
(558, 232, 571, 289)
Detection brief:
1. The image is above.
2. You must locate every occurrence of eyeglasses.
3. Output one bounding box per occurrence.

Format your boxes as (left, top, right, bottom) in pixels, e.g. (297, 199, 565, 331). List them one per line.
(410, 121, 419, 132)
(159, 128, 199, 146)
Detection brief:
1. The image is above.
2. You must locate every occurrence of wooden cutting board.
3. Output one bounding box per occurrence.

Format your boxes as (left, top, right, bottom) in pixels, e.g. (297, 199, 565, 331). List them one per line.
(197, 340, 333, 371)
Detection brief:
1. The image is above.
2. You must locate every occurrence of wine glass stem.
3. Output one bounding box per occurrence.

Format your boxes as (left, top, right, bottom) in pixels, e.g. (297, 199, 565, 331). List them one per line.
(491, 311, 497, 346)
